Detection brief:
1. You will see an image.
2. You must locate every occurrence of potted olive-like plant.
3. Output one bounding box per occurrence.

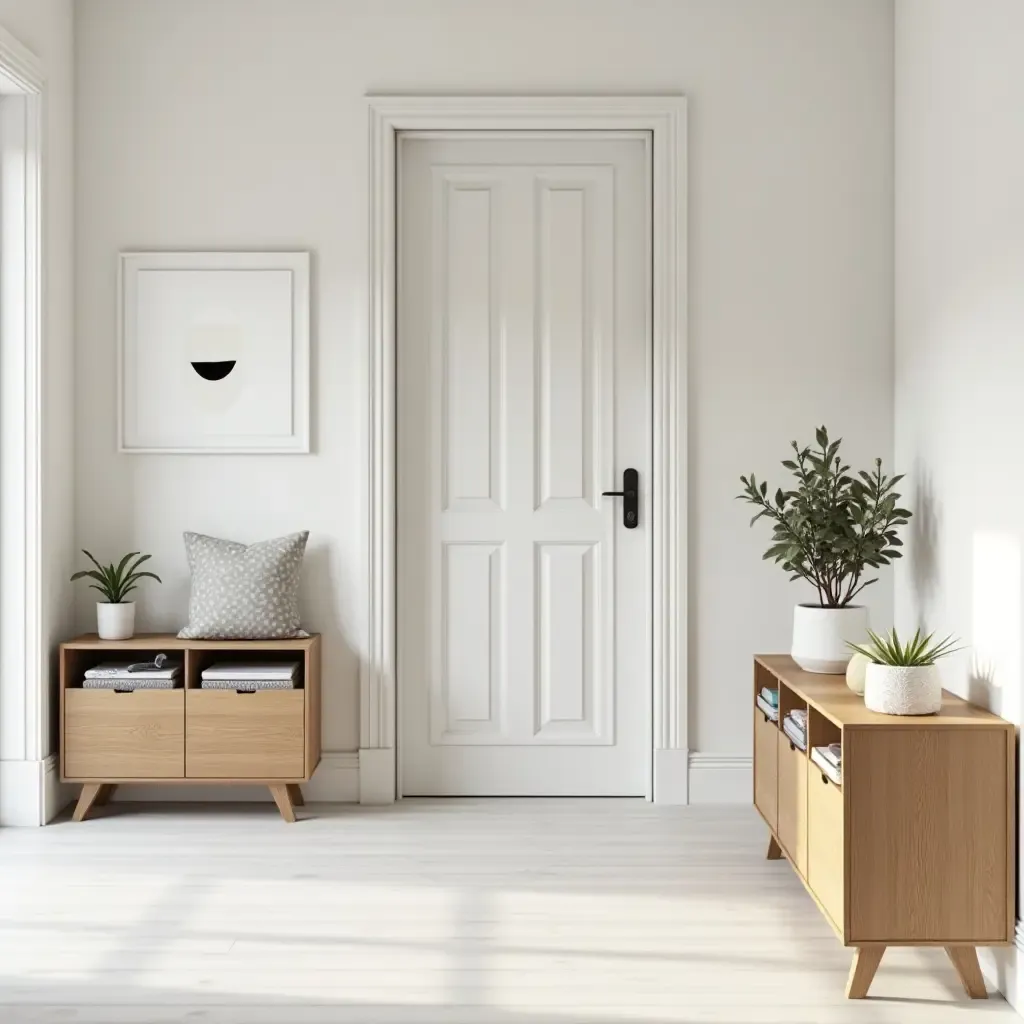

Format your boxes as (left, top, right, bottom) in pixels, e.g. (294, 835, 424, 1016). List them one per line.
(738, 427, 912, 673)
(71, 550, 161, 640)
(848, 628, 962, 715)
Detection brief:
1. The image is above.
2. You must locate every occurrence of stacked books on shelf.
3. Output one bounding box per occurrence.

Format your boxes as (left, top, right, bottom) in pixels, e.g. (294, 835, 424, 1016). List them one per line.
(811, 742, 842, 785)
(755, 686, 779, 722)
(83, 659, 182, 690)
(200, 662, 301, 691)
(782, 708, 807, 750)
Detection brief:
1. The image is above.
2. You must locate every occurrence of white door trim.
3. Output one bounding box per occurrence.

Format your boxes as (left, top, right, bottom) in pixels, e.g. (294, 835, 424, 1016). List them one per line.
(364, 95, 688, 804)
(0, 24, 47, 826)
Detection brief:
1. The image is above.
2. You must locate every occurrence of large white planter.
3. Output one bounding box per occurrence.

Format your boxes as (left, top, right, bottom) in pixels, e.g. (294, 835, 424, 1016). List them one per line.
(864, 663, 942, 715)
(791, 604, 868, 674)
(96, 601, 135, 641)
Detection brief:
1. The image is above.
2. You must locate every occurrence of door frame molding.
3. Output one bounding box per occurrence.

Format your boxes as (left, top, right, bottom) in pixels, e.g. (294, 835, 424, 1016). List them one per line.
(364, 95, 688, 803)
(0, 24, 48, 825)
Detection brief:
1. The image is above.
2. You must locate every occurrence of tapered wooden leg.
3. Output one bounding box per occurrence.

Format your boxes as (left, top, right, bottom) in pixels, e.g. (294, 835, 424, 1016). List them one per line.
(945, 946, 987, 999)
(72, 783, 107, 822)
(94, 784, 116, 807)
(286, 784, 304, 807)
(846, 946, 885, 999)
(269, 784, 297, 823)
(766, 834, 783, 860)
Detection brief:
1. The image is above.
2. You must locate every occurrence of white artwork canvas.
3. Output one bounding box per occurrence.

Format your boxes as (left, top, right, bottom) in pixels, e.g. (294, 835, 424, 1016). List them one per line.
(119, 252, 310, 453)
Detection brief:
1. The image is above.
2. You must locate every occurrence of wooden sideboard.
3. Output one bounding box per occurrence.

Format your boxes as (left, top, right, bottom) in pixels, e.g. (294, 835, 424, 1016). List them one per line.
(60, 634, 321, 822)
(754, 654, 1014, 1000)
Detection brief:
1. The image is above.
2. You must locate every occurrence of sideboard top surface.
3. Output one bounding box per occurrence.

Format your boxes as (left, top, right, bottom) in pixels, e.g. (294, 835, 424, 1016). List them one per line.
(756, 654, 1010, 729)
(62, 633, 320, 651)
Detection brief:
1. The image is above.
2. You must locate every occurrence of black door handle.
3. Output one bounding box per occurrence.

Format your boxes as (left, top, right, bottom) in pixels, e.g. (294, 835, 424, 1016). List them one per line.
(602, 468, 639, 529)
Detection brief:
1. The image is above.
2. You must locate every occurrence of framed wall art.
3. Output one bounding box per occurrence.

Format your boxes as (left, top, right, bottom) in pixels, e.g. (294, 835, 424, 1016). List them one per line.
(118, 251, 310, 453)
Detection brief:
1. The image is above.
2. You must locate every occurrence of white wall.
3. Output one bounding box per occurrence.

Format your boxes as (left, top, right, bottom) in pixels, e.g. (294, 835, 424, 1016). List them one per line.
(895, 0, 1024, 1004)
(75, 0, 894, 765)
(0, 0, 75, 820)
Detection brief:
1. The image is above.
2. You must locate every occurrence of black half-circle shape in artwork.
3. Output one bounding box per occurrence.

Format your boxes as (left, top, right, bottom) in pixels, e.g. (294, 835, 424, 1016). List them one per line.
(191, 360, 237, 381)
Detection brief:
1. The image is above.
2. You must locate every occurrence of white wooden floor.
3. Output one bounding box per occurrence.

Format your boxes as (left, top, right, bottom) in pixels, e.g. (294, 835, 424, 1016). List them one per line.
(0, 800, 1015, 1023)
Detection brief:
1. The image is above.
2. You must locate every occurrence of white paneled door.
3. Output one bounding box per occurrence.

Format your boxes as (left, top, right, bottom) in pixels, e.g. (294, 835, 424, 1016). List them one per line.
(398, 134, 651, 795)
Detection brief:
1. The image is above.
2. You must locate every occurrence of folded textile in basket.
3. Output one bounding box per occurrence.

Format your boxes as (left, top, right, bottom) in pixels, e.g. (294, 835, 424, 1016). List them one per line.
(200, 678, 296, 691)
(82, 677, 182, 690)
(200, 662, 300, 681)
(85, 660, 181, 680)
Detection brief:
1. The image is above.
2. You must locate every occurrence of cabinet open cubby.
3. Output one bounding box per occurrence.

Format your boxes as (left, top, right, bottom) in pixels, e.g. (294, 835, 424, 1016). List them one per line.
(184, 647, 307, 689)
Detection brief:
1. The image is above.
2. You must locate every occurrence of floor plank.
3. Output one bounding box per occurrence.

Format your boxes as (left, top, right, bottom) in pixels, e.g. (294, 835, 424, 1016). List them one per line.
(0, 800, 1013, 1023)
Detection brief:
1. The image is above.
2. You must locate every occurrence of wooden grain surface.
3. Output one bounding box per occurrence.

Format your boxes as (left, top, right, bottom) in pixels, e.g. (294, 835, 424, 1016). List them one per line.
(305, 636, 322, 776)
(806, 756, 845, 936)
(846, 727, 1009, 943)
(64, 689, 184, 779)
(753, 710, 777, 830)
(63, 633, 319, 651)
(756, 654, 1004, 727)
(776, 729, 807, 876)
(186, 690, 305, 779)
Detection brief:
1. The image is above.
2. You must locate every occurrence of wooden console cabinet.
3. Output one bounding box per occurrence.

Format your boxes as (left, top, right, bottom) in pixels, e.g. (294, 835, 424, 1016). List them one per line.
(60, 634, 321, 822)
(754, 654, 1014, 1000)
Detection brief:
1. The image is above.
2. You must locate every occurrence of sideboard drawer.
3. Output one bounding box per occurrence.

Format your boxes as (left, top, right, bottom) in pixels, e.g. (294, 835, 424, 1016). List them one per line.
(777, 731, 807, 875)
(753, 709, 778, 829)
(64, 689, 184, 779)
(807, 758, 845, 933)
(186, 689, 304, 779)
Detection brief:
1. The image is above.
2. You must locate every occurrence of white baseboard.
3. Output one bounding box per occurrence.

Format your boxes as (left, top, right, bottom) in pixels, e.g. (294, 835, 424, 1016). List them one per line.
(1, 755, 67, 825)
(653, 747, 689, 804)
(359, 747, 395, 803)
(977, 921, 1024, 1009)
(687, 753, 752, 804)
(108, 752, 360, 804)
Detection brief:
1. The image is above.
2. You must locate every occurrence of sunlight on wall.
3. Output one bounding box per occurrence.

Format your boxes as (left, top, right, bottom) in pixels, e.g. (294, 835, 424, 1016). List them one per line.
(971, 531, 1022, 724)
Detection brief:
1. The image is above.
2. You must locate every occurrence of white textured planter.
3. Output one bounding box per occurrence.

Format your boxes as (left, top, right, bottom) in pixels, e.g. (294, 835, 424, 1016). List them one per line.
(791, 604, 869, 674)
(96, 601, 135, 641)
(864, 663, 942, 715)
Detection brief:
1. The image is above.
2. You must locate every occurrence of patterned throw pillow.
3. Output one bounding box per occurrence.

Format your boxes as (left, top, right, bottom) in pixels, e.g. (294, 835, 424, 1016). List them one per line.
(178, 531, 309, 639)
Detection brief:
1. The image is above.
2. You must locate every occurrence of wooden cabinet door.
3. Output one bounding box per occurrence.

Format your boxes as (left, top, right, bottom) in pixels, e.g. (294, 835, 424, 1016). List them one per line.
(777, 730, 808, 875)
(753, 710, 778, 829)
(807, 758, 845, 934)
(186, 690, 304, 779)
(64, 689, 184, 779)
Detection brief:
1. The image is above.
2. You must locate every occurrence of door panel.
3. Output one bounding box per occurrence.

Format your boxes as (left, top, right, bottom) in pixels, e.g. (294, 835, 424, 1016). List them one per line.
(64, 689, 184, 779)
(753, 710, 778, 829)
(777, 730, 808, 875)
(398, 134, 650, 796)
(807, 759, 845, 933)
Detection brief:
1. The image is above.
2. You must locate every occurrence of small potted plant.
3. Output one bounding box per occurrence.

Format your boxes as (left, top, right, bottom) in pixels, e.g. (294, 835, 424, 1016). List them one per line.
(848, 628, 962, 715)
(71, 550, 161, 640)
(738, 427, 912, 673)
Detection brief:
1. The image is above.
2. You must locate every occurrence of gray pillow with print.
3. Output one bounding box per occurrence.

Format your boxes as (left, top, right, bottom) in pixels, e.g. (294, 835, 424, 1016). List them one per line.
(178, 531, 309, 640)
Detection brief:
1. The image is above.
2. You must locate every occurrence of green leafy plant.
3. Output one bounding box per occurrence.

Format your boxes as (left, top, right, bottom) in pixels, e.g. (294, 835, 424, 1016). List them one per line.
(70, 550, 162, 604)
(847, 627, 962, 666)
(738, 426, 912, 607)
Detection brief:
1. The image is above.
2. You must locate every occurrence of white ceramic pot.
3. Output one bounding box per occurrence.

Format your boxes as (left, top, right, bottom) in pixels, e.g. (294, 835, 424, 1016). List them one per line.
(864, 663, 942, 715)
(791, 604, 869, 674)
(96, 601, 135, 641)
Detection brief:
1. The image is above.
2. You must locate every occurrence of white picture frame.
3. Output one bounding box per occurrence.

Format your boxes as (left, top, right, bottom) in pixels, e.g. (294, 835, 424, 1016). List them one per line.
(118, 251, 310, 453)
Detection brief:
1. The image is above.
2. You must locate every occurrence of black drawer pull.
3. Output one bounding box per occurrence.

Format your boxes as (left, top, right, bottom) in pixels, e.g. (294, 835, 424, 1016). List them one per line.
(821, 773, 829, 785)
(789, 741, 796, 752)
